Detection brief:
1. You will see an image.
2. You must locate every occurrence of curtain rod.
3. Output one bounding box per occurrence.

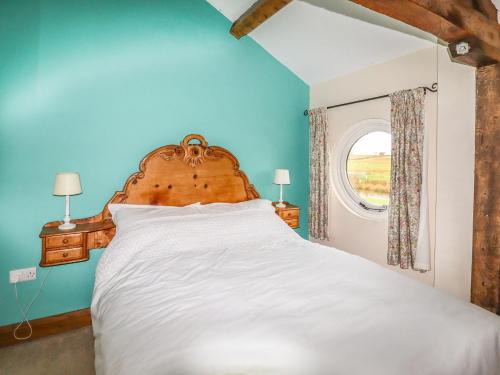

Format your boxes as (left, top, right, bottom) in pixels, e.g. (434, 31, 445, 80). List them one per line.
(303, 82, 438, 116)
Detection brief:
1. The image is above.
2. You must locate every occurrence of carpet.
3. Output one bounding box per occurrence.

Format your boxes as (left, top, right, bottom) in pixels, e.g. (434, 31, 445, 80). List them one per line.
(0, 326, 95, 375)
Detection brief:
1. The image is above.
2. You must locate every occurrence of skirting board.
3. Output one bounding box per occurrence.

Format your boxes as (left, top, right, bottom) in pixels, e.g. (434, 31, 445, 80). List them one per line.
(0, 308, 91, 348)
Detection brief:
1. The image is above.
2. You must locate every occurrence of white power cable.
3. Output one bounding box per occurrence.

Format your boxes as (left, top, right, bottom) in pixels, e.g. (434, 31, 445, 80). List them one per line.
(13, 268, 52, 340)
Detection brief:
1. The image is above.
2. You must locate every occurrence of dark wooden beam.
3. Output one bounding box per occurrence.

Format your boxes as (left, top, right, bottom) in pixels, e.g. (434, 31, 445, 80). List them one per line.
(453, 0, 498, 21)
(409, 0, 500, 57)
(471, 64, 500, 314)
(230, 0, 292, 39)
(474, 0, 499, 20)
(350, 0, 468, 41)
(350, 0, 500, 67)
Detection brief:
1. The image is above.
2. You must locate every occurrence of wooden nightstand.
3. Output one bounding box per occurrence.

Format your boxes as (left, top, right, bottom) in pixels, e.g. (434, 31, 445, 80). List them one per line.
(273, 202, 300, 229)
(39, 220, 115, 267)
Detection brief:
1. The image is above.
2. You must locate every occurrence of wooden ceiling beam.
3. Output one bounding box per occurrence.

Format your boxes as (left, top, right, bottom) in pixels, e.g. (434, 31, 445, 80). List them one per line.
(350, 0, 500, 67)
(230, 0, 292, 39)
(409, 0, 500, 52)
(474, 0, 499, 20)
(350, 0, 469, 42)
(455, 0, 498, 20)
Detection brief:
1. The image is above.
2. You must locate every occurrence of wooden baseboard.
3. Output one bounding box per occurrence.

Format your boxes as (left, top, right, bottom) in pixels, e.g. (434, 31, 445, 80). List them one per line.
(0, 308, 91, 348)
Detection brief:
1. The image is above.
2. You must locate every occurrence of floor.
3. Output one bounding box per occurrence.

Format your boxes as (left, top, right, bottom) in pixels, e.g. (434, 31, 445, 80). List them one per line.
(0, 327, 95, 375)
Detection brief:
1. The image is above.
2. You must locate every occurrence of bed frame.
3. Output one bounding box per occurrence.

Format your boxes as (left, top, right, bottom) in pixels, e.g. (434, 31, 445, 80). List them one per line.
(39, 134, 260, 266)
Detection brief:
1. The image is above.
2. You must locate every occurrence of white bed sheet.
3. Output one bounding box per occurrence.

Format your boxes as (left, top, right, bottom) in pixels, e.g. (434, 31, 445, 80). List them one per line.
(92, 209, 500, 375)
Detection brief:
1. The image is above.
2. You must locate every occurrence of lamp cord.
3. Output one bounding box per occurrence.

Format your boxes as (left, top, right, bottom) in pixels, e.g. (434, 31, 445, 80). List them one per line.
(13, 268, 52, 340)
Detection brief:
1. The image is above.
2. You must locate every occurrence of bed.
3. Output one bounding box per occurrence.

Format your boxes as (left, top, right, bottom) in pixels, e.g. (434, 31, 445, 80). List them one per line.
(91, 134, 500, 375)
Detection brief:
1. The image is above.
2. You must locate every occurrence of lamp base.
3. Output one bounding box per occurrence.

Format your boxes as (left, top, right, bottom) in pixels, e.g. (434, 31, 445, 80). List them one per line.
(58, 222, 76, 230)
(275, 202, 286, 208)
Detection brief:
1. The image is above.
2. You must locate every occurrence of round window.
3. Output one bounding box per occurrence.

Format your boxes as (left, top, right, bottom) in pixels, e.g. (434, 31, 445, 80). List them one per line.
(347, 131, 391, 209)
(332, 119, 391, 219)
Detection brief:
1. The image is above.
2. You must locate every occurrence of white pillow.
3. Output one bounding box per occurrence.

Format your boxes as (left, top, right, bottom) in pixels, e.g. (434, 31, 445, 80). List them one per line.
(108, 200, 274, 232)
(108, 203, 201, 231)
(198, 199, 274, 214)
(108, 202, 201, 213)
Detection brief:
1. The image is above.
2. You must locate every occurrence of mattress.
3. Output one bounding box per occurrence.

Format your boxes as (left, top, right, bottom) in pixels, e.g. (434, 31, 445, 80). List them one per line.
(91, 205, 500, 375)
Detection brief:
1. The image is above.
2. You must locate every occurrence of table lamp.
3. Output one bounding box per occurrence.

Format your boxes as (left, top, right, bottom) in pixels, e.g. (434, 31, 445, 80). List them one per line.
(53, 172, 82, 230)
(274, 169, 290, 208)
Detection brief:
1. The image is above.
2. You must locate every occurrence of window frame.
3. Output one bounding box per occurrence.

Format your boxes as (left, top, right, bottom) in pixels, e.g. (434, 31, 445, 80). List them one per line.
(331, 119, 391, 220)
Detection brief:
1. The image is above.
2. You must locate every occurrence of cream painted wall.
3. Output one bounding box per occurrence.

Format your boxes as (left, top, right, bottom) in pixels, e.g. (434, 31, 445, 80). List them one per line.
(434, 47, 476, 300)
(310, 46, 475, 300)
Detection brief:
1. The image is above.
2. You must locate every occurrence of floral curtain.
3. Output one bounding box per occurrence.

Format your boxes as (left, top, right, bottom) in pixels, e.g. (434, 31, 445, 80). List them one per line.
(308, 107, 329, 240)
(387, 88, 430, 272)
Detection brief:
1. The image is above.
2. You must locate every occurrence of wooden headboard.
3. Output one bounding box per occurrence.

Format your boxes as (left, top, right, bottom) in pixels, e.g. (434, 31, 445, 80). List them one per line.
(98, 133, 259, 218)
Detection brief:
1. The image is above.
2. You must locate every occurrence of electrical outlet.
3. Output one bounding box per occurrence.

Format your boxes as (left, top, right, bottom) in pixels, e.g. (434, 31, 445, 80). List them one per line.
(9, 267, 37, 283)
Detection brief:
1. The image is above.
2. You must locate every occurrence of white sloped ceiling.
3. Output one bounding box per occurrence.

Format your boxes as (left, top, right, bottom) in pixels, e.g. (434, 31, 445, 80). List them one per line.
(207, 0, 438, 84)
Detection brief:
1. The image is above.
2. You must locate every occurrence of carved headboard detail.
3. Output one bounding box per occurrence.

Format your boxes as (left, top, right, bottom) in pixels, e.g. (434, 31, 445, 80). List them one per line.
(103, 133, 260, 217)
(45, 134, 260, 227)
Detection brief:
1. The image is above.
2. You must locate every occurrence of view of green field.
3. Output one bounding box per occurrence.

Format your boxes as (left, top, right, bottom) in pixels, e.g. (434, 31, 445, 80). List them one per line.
(347, 154, 391, 206)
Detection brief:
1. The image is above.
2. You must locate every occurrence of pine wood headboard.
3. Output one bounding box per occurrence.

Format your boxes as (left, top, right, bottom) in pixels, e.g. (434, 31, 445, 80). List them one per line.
(40, 134, 260, 265)
(100, 133, 260, 219)
(58, 134, 259, 223)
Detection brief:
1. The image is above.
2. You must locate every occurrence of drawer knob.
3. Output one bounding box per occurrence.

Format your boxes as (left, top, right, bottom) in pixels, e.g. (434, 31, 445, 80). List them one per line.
(62, 238, 69, 244)
(62, 252, 69, 258)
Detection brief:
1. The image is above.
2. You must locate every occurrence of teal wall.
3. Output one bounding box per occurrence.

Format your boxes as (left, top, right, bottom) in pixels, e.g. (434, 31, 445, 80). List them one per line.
(0, 0, 309, 326)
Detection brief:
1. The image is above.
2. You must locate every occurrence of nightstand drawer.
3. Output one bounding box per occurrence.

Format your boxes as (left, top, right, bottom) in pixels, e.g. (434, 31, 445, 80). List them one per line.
(46, 233, 83, 249)
(284, 218, 299, 229)
(45, 247, 84, 264)
(273, 202, 300, 229)
(279, 210, 298, 220)
(94, 228, 116, 248)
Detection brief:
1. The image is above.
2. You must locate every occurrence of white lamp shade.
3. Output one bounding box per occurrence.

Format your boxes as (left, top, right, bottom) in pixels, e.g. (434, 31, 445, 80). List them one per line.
(273, 169, 290, 185)
(53, 172, 82, 196)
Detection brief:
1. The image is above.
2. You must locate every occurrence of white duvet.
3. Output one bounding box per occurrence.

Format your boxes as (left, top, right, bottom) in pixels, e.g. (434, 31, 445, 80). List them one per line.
(92, 205, 500, 375)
